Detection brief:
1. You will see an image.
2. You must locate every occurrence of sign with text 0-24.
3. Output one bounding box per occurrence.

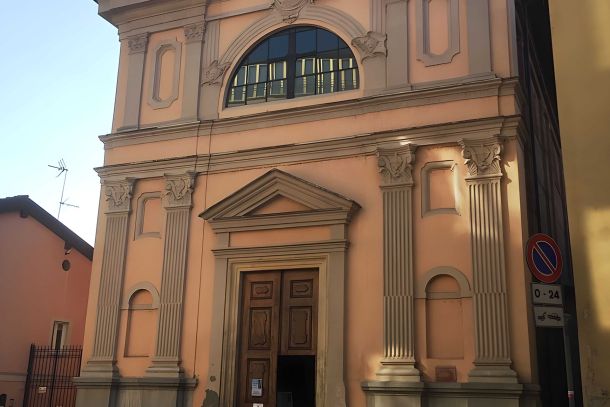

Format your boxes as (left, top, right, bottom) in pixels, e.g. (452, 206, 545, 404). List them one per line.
(526, 233, 563, 283)
(531, 283, 563, 306)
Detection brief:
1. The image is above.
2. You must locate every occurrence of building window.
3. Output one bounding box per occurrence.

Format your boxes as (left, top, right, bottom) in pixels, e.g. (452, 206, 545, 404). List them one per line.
(227, 26, 359, 107)
(51, 321, 69, 350)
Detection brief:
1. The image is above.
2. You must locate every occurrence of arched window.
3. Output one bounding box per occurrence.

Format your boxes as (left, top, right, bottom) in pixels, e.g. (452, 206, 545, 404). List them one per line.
(227, 26, 359, 107)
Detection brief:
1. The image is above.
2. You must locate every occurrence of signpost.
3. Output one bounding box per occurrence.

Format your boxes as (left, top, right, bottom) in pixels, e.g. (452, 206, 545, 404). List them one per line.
(526, 233, 574, 406)
(527, 234, 565, 328)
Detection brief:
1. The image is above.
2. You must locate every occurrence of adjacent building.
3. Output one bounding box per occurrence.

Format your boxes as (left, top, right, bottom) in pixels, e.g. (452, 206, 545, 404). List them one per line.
(548, 0, 610, 405)
(0, 196, 93, 407)
(77, 0, 579, 406)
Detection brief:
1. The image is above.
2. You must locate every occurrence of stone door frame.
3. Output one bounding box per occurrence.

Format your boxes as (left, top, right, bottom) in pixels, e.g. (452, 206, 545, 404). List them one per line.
(201, 169, 359, 407)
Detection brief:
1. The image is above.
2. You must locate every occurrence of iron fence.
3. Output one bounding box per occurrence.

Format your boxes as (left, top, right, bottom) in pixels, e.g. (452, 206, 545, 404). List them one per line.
(22, 345, 82, 407)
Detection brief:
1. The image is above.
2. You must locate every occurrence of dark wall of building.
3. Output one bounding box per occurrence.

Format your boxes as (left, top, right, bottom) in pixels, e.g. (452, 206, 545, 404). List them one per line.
(515, 1, 582, 405)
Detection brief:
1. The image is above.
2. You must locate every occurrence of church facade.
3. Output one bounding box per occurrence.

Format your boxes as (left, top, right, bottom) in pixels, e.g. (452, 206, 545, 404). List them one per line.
(76, 0, 575, 406)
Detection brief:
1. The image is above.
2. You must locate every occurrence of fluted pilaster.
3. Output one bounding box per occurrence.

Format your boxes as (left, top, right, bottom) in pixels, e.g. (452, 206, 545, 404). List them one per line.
(84, 179, 134, 376)
(459, 137, 518, 383)
(119, 33, 148, 131)
(147, 173, 195, 377)
(182, 22, 205, 121)
(376, 144, 421, 381)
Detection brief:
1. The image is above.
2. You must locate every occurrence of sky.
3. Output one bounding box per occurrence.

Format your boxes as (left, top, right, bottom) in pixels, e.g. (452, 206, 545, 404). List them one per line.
(0, 1, 119, 244)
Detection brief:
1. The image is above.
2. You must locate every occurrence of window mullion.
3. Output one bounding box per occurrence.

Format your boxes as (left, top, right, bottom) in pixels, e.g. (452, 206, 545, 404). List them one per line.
(287, 29, 296, 99)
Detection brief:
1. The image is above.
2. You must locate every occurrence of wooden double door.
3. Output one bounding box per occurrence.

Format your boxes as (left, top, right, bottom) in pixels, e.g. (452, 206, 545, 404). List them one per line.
(238, 269, 318, 407)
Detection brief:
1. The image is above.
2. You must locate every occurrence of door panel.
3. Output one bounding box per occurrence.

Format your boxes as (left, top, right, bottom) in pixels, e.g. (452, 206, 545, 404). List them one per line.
(238, 272, 281, 407)
(237, 269, 318, 407)
(281, 271, 318, 356)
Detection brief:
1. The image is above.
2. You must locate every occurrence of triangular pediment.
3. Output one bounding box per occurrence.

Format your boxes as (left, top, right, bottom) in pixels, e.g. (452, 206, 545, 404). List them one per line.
(200, 169, 359, 232)
(248, 195, 312, 215)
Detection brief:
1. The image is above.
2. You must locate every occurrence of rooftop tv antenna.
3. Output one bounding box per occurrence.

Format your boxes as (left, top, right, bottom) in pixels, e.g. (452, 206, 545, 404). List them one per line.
(48, 159, 79, 219)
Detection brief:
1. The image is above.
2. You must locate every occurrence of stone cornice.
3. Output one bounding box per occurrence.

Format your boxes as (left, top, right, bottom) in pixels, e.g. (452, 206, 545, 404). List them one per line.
(98, 0, 207, 31)
(212, 240, 349, 258)
(100, 77, 518, 149)
(96, 115, 521, 181)
(207, 210, 353, 233)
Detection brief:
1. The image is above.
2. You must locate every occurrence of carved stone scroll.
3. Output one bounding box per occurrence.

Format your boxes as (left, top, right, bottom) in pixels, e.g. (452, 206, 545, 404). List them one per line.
(271, 0, 314, 23)
(352, 31, 387, 62)
(201, 60, 231, 86)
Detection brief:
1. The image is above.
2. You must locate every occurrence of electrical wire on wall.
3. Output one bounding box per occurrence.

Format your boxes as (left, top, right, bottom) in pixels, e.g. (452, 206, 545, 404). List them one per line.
(192, 117, 215, 387)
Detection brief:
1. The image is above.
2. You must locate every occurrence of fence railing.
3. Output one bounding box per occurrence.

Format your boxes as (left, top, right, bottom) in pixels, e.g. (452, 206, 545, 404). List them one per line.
(22, 345, 82, 407)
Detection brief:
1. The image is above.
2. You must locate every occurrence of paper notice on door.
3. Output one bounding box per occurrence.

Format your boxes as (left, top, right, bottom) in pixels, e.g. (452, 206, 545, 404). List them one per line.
(253, 404, 263, 407)
(251, 379, 263, 397)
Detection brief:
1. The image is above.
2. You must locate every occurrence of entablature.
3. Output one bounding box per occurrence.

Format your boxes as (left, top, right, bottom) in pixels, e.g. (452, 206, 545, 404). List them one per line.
(100, 76, 518, 150)
(97, 0, 208, 39)
(95, 114, 521, 182)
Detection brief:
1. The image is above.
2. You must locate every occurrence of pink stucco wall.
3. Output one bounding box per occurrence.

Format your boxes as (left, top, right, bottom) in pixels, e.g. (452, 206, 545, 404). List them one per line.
(0, 212, 91, 406)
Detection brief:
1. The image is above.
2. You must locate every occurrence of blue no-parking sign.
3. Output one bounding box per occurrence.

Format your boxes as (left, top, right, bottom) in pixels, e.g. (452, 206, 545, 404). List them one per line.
(526, 233, 563, 283)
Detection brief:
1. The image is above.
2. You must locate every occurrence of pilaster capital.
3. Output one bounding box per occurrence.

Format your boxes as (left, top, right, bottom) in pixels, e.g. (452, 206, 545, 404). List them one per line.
(352, 31, 387, 62)
(164, 172, 196, 208)
(184, 22, 206, 43)
(104, 179, 135, 214)
(127, 33, 149, 54)
(459, 137, 503, 179)
(377, 143, 417, 187)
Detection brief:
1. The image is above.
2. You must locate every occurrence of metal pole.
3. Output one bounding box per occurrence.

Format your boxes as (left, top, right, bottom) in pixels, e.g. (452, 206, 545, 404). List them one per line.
(563, 312, 576, 407)
(47, 347, 59, 407)
(57, 169, 67, 219)
(22, 344, 35, 407)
